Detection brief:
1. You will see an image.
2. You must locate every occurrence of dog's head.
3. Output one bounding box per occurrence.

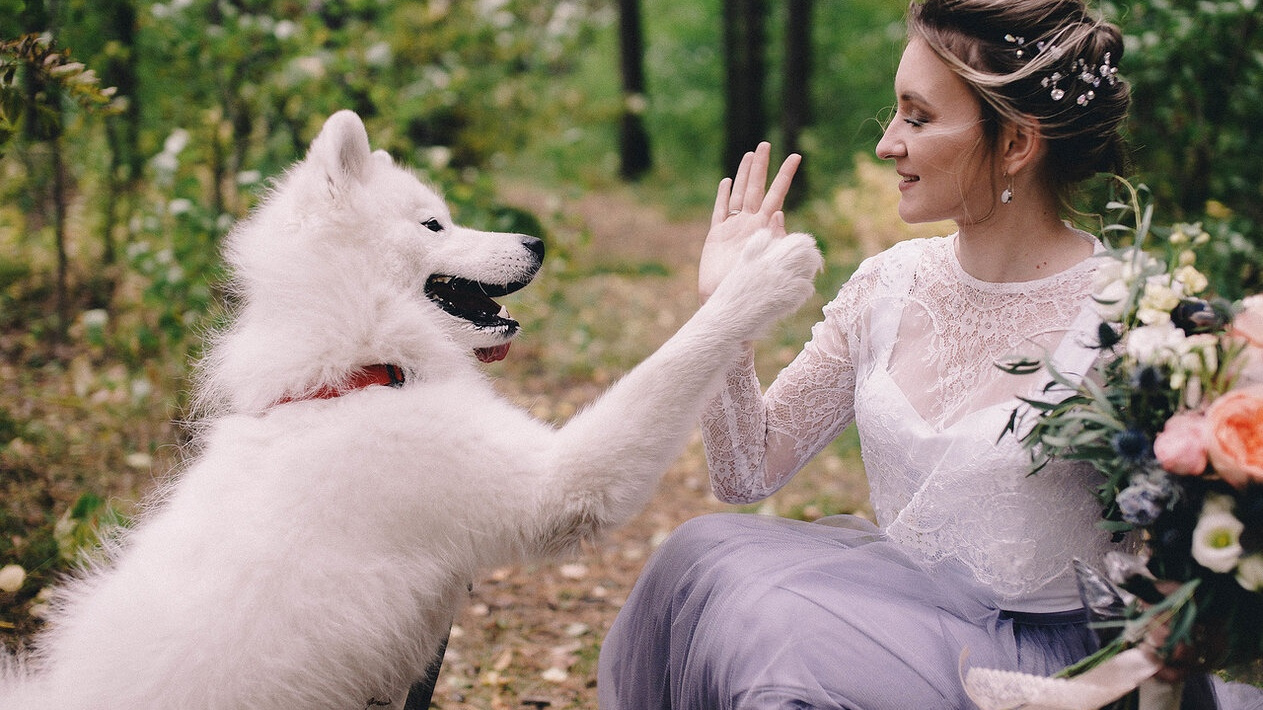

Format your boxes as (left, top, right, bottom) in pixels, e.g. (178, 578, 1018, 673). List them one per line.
(203, 111, 545, 413)
(310, 111, 544, 363)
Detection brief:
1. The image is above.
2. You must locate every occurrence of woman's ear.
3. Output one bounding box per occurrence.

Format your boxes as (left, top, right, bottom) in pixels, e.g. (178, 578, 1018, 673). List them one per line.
(998, 118, 1045, 176)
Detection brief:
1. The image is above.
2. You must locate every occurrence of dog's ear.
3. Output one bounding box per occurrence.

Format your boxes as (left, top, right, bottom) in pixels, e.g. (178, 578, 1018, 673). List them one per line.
(309, 110, 372, 196)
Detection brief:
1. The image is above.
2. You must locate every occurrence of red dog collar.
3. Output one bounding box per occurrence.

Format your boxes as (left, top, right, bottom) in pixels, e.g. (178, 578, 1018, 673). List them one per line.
(276, 364, 405, 405)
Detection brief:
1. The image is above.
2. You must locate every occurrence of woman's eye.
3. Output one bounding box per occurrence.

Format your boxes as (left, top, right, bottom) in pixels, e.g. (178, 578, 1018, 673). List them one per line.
(421, 218, 443, 232)
(904, 115, 927, 128)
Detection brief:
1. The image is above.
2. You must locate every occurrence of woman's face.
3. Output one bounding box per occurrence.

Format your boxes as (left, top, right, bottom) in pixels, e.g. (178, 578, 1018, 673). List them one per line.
(876, 38, 997, 225)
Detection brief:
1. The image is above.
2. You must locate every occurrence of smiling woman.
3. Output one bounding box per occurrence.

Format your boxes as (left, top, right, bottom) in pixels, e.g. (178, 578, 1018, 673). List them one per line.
(599, 0, 1259, 708)
(876, 38, 994, 227)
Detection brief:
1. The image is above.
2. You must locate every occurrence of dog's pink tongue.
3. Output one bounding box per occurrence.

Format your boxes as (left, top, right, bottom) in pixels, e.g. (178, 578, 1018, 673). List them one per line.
(475, 343, 510, 363)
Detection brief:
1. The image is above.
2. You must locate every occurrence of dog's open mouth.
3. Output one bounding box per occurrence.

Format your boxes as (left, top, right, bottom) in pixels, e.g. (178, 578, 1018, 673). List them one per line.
(424, 275, 523, 362)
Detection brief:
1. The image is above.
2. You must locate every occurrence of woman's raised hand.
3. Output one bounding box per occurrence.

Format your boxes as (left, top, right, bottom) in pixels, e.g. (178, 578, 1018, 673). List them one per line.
(698, 142, 802, 303)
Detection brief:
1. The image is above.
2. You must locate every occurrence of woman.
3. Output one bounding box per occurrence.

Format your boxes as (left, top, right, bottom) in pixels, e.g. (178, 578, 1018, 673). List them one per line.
(598, 0, 1256, 707)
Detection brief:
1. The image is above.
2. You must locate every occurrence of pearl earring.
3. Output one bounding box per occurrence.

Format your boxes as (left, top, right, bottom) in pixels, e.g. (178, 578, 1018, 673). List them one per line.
(1000, 174, 1014, 204)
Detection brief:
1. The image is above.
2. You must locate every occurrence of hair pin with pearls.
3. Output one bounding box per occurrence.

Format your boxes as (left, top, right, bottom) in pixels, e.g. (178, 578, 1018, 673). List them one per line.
(1006, 33, 1119, 107)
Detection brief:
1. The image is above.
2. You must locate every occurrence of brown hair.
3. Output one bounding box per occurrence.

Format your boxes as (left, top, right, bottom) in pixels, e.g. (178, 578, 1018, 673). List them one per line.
(906, 0, 1130, 200)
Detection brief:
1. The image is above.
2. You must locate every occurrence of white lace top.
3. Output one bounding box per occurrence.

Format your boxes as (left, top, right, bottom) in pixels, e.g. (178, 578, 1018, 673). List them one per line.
(702, 234, 1123, 612)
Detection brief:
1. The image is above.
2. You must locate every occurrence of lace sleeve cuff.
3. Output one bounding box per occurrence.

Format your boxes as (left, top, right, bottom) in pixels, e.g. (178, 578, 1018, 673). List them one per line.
(701, 350, 779, 503)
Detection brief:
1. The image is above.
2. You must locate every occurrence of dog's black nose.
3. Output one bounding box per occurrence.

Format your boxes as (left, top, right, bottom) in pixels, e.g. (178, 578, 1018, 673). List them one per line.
(521, 235, 545, 263)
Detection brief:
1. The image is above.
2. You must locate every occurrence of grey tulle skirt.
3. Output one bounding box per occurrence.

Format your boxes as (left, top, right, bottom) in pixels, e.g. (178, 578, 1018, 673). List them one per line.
(597, 513, 1246, 710)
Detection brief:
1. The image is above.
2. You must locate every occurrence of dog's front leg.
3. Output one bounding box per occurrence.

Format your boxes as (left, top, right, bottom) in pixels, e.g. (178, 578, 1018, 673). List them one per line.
(542, 230, 822, 536)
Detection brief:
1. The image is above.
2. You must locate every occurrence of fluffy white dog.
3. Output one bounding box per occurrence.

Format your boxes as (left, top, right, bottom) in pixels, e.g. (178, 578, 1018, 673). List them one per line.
(1, 110, 821, 708)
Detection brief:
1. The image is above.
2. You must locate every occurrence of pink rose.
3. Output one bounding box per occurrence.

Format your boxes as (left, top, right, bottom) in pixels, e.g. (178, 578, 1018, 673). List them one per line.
(1206, 385, 1263, 489)
(1236, 343, 1263, 389)
(1154, 412, 1210, 476)
(1232, 295, 1263, 348)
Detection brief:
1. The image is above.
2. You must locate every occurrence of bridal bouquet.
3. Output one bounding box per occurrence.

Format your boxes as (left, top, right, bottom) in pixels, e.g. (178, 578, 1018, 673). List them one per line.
(965, 183, 1263, 709)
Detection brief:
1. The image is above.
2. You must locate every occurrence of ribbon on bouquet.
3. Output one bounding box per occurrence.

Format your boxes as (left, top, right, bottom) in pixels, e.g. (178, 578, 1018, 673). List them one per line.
(959, 647, 1181, 710)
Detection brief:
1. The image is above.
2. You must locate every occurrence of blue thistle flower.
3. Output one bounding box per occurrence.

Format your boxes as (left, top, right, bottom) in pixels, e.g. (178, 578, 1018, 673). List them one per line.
(1129, 365, 1165, 392)
(1116, 473, 1173, 526)
(1111, 427, 1152, 463)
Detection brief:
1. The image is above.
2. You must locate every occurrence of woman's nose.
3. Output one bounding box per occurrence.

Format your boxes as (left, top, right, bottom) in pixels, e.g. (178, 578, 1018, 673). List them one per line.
(875, 121, 904, 161)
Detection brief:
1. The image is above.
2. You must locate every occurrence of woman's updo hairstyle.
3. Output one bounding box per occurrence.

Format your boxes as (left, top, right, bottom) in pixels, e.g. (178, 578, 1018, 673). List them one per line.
(906, 0, 1130, 197)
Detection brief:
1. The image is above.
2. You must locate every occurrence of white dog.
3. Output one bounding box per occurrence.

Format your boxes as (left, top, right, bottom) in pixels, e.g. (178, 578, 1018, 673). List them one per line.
(0, 110, 821, 708)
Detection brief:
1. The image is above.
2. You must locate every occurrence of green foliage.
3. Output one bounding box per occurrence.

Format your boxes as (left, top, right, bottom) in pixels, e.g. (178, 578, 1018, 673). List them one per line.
(0, 33, 121, 154)
(1104, 0, 1263, 289)
(0, 0, 27, 35)
(1108, 0, 1262, 215)
(510, 0, 908, 201)
(53, 492, 128, 563)
(120, 198, 224, 367)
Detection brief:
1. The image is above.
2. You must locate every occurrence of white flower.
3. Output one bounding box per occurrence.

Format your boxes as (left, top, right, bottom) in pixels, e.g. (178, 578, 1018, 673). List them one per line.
(1183, 375, 1203, 409)
(273, 19, 297, 40)
(1137, 276, 1181, 325)
(0, 564, 25, 593)
(163, 128, 190, 155)
(364, 41, 392, 67)
(1191, 496, 1244, 573)
(1237, 554, 1263, 592)
(1173, 333, 1219, 407)
(1176, 333, 1219, 385)
(1092, 255, 1126, 294)
(290, 55, 327, 80)
(1125, 322, 1186, 366)
(151, 151, 177, 175)
(1093, 279, 1131, 321)
(1173, 265, 1209, 295)
(1093, 249, 1166, 322)
(81, 308, 109, 330)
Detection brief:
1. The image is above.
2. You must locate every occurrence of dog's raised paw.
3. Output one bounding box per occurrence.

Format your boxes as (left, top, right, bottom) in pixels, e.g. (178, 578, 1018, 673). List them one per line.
(706, 230, 822, 339)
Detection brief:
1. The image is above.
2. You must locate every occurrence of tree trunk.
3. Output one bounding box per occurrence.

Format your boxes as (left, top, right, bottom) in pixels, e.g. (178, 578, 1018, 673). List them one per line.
(617, 0, 652, 180)
(722, 0, 768, 174)
(51, 122, 69, 346)
(20, 0, 71, 344)
(100, 0, 141, 271)
(782, 0, 812, 208)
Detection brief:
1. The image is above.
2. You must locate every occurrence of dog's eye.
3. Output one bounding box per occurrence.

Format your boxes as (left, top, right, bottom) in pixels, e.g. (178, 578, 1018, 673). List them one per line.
(421, 218, 444, 233)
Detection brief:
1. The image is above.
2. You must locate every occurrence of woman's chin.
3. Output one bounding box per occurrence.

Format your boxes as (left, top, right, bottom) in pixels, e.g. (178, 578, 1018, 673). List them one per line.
(896, 203, 931, 225)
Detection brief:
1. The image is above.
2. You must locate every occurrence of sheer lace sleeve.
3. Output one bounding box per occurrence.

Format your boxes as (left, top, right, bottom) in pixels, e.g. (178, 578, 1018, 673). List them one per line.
(701, 261, 880, 504)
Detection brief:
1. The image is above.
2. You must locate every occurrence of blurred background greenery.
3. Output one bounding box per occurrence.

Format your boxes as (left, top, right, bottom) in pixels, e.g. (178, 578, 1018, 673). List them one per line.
(1, 0, 1261, 694)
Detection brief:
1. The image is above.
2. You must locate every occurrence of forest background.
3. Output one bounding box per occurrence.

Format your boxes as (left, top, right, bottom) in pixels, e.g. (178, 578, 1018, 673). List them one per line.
(1, 0, 1261, 707)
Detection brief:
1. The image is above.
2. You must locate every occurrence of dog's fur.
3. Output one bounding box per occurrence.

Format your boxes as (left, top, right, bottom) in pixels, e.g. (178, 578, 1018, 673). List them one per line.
(0, 110, 821, 708)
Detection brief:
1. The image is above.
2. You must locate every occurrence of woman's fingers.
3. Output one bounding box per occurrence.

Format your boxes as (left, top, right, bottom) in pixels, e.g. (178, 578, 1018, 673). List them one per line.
(711, 177, 733, 227)
(717, 143, 800, 225)
(728, 150, 755, 212)
(763, 153, 801, 214)
(741, 142, 772, 210)
(771, 210, 786, 237)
